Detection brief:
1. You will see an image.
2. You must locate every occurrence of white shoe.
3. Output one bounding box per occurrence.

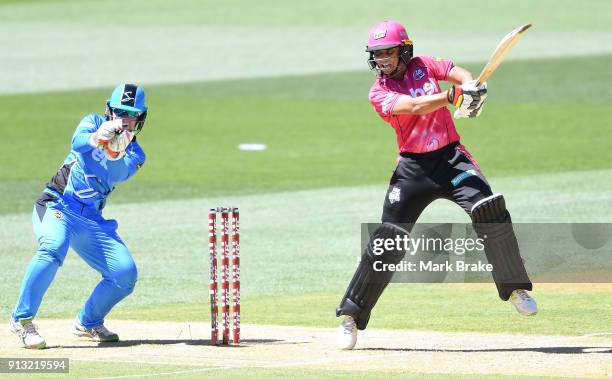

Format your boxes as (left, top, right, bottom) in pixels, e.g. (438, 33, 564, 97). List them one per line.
(9, 318, 46, 349)
(336, 316, 358, 350)
(73, 318, 119, 342)
(510, 289, 538, 316)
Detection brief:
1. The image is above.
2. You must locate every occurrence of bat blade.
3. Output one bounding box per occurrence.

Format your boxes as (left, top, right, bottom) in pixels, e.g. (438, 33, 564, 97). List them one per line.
(475, 23, 532, 86)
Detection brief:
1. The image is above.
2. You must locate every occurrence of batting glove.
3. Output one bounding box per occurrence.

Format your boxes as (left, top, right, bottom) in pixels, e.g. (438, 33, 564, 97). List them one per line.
(454, 97, 487, 119)
(450, 81, 488, 119)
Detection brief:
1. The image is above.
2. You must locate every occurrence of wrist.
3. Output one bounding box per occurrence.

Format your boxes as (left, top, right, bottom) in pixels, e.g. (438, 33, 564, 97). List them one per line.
(89, 132, 104, 148)
(447, 85, 464, 107)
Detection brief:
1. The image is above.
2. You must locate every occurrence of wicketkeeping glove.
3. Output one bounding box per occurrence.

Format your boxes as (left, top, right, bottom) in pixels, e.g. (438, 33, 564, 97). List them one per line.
(106, 130, 133, 154)
(90, 119, 123, 148)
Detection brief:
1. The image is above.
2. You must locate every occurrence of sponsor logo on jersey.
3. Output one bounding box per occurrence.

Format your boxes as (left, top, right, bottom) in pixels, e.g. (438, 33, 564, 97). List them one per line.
(408, 78, 438, 97)
(92, 148, 108, 170)
(388, 187, 401, 204)
(413, 68, 425, 81)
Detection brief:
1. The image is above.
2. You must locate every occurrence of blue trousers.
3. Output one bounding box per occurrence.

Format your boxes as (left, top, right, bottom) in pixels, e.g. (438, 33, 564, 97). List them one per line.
(12, 193, 137, 328)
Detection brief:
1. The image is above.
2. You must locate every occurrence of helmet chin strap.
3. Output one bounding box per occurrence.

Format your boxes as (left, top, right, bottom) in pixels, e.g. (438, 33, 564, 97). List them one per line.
(383, 60, 406, 80)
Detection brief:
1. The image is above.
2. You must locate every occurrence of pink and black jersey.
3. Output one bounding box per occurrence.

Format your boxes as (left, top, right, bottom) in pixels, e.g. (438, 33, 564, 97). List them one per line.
(369, 55, 460, 153)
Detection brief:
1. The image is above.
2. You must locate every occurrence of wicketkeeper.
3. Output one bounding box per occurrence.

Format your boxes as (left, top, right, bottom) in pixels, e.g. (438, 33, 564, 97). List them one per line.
(9, 84, 148, 349)
(335, 21, 537, 350)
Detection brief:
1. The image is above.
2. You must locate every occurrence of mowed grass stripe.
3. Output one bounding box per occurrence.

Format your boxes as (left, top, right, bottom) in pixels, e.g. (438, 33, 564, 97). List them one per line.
(109, 286, 612, 336)
(0, 1, 610, 94)
(1, 0, 610, 30)
(1, 169, 611, 330)
(1, 54, 611, 214)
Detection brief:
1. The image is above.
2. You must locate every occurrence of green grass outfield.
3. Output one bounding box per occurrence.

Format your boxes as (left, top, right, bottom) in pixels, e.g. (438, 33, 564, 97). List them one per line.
(1, 24, 611, 335)
(2, 54, 611, 214)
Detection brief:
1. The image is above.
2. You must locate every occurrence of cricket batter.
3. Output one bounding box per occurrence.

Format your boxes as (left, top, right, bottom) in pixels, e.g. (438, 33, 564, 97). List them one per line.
(9, 84, 148, 349)
(336, 21, 537, 350)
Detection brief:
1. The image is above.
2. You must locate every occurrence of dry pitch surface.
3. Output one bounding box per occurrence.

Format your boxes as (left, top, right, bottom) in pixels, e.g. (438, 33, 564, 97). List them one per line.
(1, 320, 611, 378)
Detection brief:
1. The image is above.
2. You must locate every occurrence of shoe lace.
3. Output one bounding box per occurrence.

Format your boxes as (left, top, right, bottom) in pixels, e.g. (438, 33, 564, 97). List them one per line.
(91, 325, 111, 336)
(20, 322, 39, 337)
(515, 289, 530, 301)
(342, 317, 356, 334)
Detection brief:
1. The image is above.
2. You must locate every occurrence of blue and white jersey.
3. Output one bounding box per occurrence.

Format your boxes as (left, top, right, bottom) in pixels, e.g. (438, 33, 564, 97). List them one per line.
(45, 114, 146, 213)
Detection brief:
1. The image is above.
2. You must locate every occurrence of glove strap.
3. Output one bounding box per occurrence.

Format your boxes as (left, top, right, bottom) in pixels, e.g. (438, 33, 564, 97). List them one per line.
(447, 86, 464, 107)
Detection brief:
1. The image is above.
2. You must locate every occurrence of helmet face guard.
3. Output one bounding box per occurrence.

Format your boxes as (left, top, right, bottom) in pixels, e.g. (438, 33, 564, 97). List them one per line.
(365, 20, 414, 76)
(105, 83, 148, 135)
(133, 111, 147, 135)
(104, 104, 148, 136)
(367, 43, 414, 75)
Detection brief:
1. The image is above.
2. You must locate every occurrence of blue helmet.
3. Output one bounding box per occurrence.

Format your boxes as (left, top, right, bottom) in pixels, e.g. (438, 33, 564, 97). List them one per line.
(105, 83, 148, 134)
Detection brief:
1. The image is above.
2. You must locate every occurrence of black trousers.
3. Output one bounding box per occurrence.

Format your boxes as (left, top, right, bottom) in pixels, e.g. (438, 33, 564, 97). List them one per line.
(381, 142, 532, 300)
(336, 143, 532, 329)
(382, 142, 492, 223)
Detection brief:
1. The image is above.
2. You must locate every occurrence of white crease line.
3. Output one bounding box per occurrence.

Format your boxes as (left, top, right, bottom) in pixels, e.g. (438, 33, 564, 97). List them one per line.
(81, 351, 411, 379)
(82, 365, 242, 379)
(73, 357, 201, 366)
(579, 332, 612, 338)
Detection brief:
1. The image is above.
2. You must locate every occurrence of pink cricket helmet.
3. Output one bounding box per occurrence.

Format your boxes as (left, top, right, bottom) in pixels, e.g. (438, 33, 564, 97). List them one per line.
(366, 20, 411, 52)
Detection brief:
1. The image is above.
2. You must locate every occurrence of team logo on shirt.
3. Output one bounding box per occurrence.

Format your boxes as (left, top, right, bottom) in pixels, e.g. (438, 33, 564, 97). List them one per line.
(388, 187, 401, 204)
(413, 68, 425, 81)
(53, 210, 64, 219)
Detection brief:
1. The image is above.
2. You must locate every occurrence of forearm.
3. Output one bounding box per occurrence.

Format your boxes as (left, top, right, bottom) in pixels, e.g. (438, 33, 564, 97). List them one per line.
(72, 132, 97, 153)
(447, 66, 473, 85)
(391, 92, 449, 115)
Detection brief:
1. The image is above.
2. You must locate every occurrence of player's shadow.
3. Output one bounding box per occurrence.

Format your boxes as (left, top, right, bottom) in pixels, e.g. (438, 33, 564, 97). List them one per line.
(50, 338, 288, 349)
(359, 346, 612, 354)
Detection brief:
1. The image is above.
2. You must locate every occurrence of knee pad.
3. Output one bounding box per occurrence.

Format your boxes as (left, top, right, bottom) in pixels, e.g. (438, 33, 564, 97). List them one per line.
(470, 194, 532, 299)
(471, 193, 510, 224)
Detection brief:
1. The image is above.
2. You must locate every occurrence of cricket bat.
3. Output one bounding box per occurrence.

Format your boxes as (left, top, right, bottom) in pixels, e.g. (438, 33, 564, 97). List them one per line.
(475, 24, 532, 86)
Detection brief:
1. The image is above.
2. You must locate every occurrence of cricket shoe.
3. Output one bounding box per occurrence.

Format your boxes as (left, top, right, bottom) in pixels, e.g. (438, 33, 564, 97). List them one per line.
(73, 318, 119, 342)
(336, 315, 358, 350)
(9, 318, 46, 349)
(510, 289, 538, 316)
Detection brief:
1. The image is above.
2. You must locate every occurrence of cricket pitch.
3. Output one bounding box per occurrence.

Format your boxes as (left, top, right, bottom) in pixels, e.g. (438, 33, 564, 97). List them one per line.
(1, 320, 611, 377)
